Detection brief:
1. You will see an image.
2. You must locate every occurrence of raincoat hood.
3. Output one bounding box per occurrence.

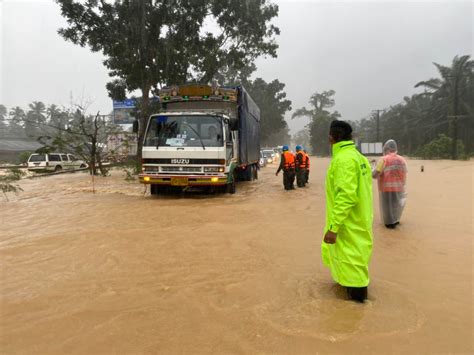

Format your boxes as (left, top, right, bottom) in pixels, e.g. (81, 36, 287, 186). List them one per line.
(383, 139, 398, 154)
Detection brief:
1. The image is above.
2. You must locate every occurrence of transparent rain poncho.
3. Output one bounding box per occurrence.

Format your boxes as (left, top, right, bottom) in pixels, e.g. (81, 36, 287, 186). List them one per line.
(372, 140, 407, 226)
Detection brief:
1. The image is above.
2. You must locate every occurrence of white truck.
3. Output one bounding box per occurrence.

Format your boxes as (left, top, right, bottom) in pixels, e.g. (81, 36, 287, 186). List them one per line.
(138, 84, 261, 194)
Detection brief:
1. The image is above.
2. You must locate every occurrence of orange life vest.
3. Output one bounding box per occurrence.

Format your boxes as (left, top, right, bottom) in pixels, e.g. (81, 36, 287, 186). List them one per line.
(305, 153, 310, 171)
(296, 151, 307, 169)
(283, 151, 295, 170)
(379, 153, 407, 192)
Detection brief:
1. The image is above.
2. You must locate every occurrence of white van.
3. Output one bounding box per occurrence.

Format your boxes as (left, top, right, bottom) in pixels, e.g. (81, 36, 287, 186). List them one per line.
(27, 153, 87, 172)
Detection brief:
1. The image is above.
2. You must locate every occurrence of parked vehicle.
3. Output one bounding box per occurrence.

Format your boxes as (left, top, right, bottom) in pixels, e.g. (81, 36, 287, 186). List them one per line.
(27, 153, 87, 172)
(138, 84, 261, 194)
(273, 147, 282, 160)
(259, 151, 267, 167)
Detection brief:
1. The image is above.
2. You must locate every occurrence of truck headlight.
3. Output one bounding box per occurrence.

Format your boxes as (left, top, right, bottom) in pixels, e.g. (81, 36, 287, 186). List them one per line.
(204, 166, 225, 173)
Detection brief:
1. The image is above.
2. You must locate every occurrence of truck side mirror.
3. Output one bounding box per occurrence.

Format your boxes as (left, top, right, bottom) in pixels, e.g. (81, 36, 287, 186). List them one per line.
(229, 118, 238, 131)
(132, 120, 139, 133)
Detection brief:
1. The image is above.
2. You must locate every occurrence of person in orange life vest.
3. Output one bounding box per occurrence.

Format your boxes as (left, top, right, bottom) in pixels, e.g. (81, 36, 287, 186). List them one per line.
(276, 145, 296, 190)
(295, 145, 308, 187)
(303, 148, 310, 184)
(372, 139, 407, 229)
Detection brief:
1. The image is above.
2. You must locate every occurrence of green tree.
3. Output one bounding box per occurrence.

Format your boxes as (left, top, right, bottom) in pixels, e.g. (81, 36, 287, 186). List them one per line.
(415, 55, 473, 158)
(417, 134, 466, 160)
(292, 129, 311, 153)
(244, 78, 291, 146)
(357, 55, 473, 158)
(292, 90, 340, 156)
(56, 0, 280, 158)
(8, 107, 26, 137)
(25, 101, 46, 137)
(38, 107, 121, 176)
(47, 104, 69, 135)
(0, 105, 7, 135)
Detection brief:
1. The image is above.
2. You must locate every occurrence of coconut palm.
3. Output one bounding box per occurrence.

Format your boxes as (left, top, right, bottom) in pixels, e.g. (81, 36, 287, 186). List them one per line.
(415, 55, 473, 158)
(292, 90, 340, 156)
(8, 107, 26, 137)
(0, 105, 7, 134)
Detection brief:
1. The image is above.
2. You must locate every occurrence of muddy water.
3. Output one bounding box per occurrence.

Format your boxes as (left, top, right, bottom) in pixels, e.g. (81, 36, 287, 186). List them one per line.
(1, 158, 472, 354)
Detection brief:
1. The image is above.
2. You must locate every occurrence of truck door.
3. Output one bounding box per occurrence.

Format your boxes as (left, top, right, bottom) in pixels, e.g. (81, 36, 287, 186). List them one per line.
(225, 125, 233, 163)
(232, 131, 239, 163)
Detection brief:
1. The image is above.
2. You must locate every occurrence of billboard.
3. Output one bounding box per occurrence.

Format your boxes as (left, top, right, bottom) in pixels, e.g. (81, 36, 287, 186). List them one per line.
(112, 97, 160, 125)
(112, 99, 136, 125)
(360, 142, 383, 155)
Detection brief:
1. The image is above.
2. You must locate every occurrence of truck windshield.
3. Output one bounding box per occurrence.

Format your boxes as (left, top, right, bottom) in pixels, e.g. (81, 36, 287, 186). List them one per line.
(144, 115, 223, 148)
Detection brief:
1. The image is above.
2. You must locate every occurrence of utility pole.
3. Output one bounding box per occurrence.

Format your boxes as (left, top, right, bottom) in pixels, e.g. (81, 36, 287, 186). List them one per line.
(372, 109, 384, 142)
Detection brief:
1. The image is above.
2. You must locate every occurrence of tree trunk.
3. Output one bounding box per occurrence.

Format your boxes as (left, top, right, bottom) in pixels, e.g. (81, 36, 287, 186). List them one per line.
(451, 76, 460, 160)
(90, 138, 97, 175)
(137, 86, 151, 161)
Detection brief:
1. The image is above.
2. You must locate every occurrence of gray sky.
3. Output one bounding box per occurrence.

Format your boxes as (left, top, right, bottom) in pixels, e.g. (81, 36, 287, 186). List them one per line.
(1, 0, 472, 133)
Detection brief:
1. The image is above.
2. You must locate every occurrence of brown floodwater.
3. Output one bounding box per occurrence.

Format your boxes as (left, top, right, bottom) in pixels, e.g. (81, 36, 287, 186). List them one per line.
(1, 158, 472, 354)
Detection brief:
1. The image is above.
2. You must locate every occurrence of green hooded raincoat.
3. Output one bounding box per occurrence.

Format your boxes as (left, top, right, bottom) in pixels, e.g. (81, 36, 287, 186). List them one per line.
(322, 141, 373, 287)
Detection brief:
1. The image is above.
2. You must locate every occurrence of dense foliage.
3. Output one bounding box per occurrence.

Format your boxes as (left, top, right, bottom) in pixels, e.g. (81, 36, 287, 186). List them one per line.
(0, 102, 123, 175)
(356, 55, 473, 159)
(56, 0, 280, 157)
(244, 78, 292, 147)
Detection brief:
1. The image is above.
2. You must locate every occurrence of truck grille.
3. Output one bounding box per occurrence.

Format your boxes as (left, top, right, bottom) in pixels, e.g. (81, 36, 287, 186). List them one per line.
(160, 166, 202, 173)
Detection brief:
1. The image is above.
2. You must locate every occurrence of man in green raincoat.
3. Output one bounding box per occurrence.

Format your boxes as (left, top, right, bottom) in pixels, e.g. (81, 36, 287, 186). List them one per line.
(322, 120, 373, 302)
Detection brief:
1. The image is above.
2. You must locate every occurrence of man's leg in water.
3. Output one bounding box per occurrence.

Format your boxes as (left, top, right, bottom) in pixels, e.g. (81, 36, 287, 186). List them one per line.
(346, 286, 368, 303)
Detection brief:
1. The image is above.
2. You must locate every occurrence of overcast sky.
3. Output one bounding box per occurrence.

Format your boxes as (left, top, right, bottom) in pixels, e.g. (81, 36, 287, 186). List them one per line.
(1, 0, 472, 133)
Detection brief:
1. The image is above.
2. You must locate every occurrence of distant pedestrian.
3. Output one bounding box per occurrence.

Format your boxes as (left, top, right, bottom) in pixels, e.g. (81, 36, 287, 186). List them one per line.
(372, 139, 407, 229)
(322, 120, 373, 303)
(303, 149, 310, 184)
(276, 145, 295, 190)
(295, 145, 308, 187)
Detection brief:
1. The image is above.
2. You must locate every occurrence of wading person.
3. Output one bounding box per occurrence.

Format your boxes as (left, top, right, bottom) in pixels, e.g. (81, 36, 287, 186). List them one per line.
(275, 145, 295, 190)
(304, 149, 310, 184)
(322, 120, 373, 303)
(295, 145, 307, 187)
(372, 139, 407, 229)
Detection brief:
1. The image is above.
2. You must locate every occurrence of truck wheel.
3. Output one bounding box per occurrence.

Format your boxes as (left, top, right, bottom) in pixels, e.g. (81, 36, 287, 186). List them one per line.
(227, 173, 236, 194)
(253, 165, 258, 180)
(150, 184, 159, 195)
(54, 165, 62, 172)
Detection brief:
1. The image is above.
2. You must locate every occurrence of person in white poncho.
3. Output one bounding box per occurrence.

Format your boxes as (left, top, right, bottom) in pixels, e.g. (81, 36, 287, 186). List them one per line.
(372, 140, 407, 229)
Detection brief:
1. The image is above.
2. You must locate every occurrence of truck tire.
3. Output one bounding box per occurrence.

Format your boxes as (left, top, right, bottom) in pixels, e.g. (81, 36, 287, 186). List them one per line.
(54, 165, 62, 172)
(253, 165, 258, 180)
(150, 184, 160, 195)
(227, 173, 236, 194)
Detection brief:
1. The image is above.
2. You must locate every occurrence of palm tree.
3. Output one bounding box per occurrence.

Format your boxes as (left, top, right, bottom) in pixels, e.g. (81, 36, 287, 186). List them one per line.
(46, 104, 61, 124)
(8, 107, 26, 137)
(292, 90, 340, 156)
(415, 55, 473, 158)
(25, 101, 46, 137)
(0, 105, 7, 134)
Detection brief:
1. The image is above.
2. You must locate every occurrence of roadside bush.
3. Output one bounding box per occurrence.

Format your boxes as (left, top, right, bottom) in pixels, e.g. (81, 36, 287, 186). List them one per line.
(122, 168, 136, 181)
(417, 134, 467, 160)
(18, 151, 32, 165)
(0, 168, 25, 201)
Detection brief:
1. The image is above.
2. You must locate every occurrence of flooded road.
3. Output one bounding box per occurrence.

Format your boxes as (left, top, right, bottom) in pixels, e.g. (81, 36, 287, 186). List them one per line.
(1, 158, 472, 354)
